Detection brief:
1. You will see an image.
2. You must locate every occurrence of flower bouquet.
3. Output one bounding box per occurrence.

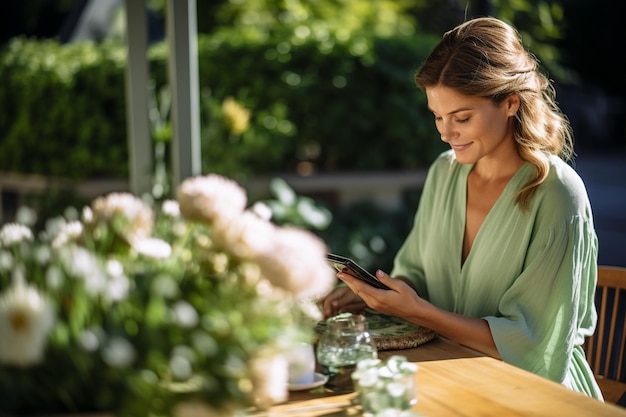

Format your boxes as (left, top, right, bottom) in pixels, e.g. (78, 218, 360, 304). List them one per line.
(0, 174, 335, 416)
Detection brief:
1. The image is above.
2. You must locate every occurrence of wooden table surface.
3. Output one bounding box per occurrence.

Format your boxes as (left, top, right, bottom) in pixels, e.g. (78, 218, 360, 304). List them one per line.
(267, 336, 626, 417)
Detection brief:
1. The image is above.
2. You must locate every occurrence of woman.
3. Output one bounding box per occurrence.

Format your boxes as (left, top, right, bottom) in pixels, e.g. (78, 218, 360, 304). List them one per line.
(320, 17, 602, 399)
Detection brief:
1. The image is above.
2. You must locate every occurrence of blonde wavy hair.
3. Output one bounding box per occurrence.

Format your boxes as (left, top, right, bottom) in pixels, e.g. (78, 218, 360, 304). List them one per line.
(414, 17, 573, 210)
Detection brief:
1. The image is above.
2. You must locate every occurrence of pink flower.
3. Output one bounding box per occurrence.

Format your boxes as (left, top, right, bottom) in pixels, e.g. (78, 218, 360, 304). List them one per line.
(177, 174, 247, 225)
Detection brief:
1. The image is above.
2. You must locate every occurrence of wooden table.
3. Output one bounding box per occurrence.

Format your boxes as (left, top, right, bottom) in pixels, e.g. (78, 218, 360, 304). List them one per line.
(267, 336, 626, 416)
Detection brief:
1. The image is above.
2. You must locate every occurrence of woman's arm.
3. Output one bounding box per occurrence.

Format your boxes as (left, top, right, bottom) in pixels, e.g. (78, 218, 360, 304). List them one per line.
(338, 269, 502, 359)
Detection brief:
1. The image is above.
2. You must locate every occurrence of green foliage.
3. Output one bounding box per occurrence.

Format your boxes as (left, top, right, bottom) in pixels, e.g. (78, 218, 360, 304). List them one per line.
(258, 178, 333, 230)
(194, 32, 444, 180)
(197, 0, 419, 40)
(318, 188, 423, 274)
(491, 0, 577, 82)
(0, 32, 442, 180)
(0, 38, 128, 178)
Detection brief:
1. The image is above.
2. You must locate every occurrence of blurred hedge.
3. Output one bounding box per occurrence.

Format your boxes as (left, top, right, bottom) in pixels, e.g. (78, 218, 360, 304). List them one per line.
(0, 39, 128, 178)
(0, 32, 444, 181)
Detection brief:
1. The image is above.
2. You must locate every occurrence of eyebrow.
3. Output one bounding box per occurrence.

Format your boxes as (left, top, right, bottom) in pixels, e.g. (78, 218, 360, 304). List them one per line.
(428, 106, 474, 115)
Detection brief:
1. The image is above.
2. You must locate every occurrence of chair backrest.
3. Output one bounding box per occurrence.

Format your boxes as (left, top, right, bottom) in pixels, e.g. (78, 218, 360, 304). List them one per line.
(584, 265, 626, 383)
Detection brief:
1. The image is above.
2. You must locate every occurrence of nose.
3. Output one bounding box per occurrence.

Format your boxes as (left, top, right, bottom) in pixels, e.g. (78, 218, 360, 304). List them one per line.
(438, 120, 454, 143)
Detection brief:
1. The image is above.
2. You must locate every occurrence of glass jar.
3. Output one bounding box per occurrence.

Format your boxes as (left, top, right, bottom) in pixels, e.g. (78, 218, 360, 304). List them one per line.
(352, 355, 419, 416)
(316, 312, 378, 392)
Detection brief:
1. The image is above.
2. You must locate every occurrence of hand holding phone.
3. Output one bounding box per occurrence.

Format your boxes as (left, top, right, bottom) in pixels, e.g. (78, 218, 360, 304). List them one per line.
(326, 253, 391, 290)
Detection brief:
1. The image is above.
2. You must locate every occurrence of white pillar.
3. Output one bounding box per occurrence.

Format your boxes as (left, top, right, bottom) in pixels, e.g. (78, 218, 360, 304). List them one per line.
(166, 0, 202, 186)
(124, 0, 153, 195)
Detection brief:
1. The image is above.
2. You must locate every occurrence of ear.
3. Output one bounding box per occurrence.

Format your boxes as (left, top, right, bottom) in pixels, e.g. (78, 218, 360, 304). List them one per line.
(505, 93, 520, 117)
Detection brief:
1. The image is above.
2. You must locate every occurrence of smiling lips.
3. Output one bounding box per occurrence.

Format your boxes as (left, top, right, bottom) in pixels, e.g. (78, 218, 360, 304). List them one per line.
(451, 142, 472, 151)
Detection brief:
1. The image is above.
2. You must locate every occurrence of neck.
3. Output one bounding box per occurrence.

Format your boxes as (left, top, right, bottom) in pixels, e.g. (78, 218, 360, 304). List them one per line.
(472, 144, 524, 183)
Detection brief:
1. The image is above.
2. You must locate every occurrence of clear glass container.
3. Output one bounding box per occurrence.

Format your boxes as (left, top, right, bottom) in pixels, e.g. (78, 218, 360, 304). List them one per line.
(316, 312, 378, 392)
(352, 355, 419, 416)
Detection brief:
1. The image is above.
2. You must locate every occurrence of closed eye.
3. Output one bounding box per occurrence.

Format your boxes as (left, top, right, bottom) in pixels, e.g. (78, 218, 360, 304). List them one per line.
(455, 117, 470, 123)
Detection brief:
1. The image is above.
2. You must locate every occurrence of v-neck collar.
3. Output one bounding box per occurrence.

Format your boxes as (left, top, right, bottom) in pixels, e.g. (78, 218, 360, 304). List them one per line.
(458, 161, 532, 271)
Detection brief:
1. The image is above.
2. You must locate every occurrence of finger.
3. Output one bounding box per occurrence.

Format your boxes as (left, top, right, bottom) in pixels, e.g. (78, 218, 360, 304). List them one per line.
(337, 272, 364, 292)
(375, 270, 401, 290)
(322, 287, 354, 318)
(322, 296, 341, 318)
(321, 284, 366, 318)
(338, 272, 381, 300)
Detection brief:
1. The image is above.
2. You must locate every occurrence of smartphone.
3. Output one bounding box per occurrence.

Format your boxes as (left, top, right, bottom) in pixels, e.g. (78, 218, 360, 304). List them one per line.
(326, 253, 391, 290)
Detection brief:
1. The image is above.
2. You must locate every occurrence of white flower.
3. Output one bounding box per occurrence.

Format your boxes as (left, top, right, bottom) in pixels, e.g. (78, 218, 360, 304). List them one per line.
(0, 223, 33, 247)
(106, 274, 130, 301)
(0, 251, 13, 272)
(89, 193, 154, 242)
(170, 355, 193, 380)
(251, 202, 273, 221)
(82, 205, 93, 223)
(248, 348, 288, 409)
(69, 247, 101, 276)
(162, 200, 181, 217)
(61, 247, 107, 295)
(177, 174, 247, 225)
(170, 346, 196, 380)
(132, 237, 172, 259)
(0, 283, 55, 367)
(106, 259, 124, 277)
(255, 227, 335, 299)
(298, 298, 324, 324)
(172, 301, 199, 328)
(102, 336, 136, 368)
(44, 216, 69, 241)
(52, 220, 83, 248)
(79, 327, 104, 351)
(105, 260, 130, 301)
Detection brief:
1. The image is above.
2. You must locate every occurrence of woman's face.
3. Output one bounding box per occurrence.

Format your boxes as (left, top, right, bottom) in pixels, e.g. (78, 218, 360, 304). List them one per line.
(425, 85, 519, 165)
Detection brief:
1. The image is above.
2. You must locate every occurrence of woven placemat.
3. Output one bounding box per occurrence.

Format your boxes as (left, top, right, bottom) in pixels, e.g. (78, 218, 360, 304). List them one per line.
(316, 310, 437, 351)
(372, 324, 437, 350)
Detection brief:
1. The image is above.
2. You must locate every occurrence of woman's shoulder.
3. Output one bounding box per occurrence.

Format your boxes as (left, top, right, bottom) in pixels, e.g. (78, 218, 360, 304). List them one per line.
(545, 155, 588, 195)
(535, 154, 592, 215)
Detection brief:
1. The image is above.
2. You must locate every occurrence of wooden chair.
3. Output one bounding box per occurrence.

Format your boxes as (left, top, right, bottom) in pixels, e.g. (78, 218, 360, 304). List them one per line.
(584, 265, 626, 404)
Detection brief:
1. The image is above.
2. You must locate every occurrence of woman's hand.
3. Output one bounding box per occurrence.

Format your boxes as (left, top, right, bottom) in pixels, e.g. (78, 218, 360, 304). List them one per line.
(318, 283, 367, 319)
(319, 268, 421, 320)
(337, 269, 423, 319)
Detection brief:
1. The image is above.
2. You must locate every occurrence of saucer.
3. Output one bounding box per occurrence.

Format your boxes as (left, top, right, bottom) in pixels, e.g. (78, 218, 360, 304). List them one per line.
(288, 372, 328, 391)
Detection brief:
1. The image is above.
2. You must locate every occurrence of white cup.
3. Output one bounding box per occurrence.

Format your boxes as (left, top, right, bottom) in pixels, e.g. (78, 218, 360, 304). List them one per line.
(287, 342, 316, 385)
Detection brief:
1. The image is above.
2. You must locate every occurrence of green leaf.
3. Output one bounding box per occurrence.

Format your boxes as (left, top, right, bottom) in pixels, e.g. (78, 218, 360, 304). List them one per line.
(270, 177, 297, 205)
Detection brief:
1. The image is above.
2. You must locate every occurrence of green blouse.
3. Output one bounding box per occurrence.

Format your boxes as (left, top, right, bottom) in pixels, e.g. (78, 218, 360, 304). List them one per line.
(392, 150, 602, 399)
